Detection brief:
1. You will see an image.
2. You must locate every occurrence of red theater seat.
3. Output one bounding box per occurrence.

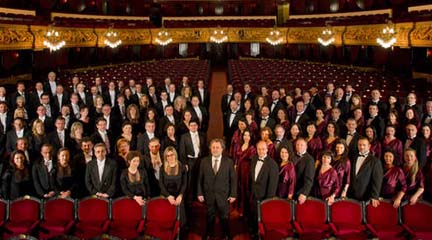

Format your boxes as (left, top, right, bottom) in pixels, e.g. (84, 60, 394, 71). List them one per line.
(143, 197, 179, 240)
(365, 200, 405, 240)
(329, 199, 367, 240)
(258, 198, 294, 240)
(0, 199, 7, 228)
(73, 197, 110, 239)
(3, 197, 41, 239)
(39, 198, 75, 239)
(401, 201, 432, 240)
(109, 197, 145, 239)
(293, 197, 331, 240)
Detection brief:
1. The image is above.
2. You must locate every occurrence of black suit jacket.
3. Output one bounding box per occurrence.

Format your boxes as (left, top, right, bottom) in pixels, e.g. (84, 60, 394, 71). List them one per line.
(32, 160, 56, 197)
(137, 132, 157, 156)
(189, 106, 209, 132)
(269, 101, 284, 119)
(179, 132, 207, 165)
(348, 154, 383, 201)
(223, 111, 243, 142)
(158, 115, 178, 136)
(344, 131, 360, 158)
(221, 94, 233, 115)
(43, 81, 58, 96)
(102, 90, 119, 107)
(47, 130, 72, 153)
(293, 112, 310, 132)
(292, 152, 315, 197)
(405, 136, 427, 169)
(334, 99, 350, 120)
(91, 131, 114, 155)
(5, 129, 30, 153)
(365, 100, 388, 119)
(249, 155, 279, 200)
(197, 156, 237, 205)
(367, 116, 385, 140)
(193, 88, 211, 110)
(52, 93, 70, 114)
(85, 158, 117, 197)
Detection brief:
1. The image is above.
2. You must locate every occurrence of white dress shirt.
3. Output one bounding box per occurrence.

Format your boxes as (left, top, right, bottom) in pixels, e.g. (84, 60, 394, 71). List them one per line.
(44, 159, 53, 172)
(254, 156, 266, 181)
(191, 131, 200, 158)
(97, 159, 106, 182)
(355, 152, 369, 175)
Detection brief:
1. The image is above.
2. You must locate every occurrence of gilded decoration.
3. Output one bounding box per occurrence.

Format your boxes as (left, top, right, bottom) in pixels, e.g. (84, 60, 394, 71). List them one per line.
(96, 29, 151, 46)
(0, 24, 33, 49)
(410, 21, 432, 47)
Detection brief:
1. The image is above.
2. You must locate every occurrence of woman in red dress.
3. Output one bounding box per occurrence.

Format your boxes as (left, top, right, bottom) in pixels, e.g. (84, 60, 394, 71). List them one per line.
(305, 122, 323, 161)
(332, 139, 351, 198)
(322, 121, 339, 151)
(260, 127, 276, 159)
(381, 150, 407, 208)
(315, 108, 327, 138)
(365, 126, 382, 159)
(421, 124, 432, 160)
(382, 125, 403, 166)
(277, 146, 296, 200)
(314, 150, 339, 205)
(276, 108, 290, 132)
(229, 118, 248, 158)
(233, 129, 256, 215)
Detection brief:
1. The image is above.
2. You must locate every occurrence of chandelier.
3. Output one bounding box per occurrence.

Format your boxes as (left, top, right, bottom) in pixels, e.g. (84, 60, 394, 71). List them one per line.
(317, 24, 335, 46)
(155, 29, 173, 46)
(104, 26, 122, 48)
(266, 28, 284, 46)
(210, 28, 228, 44)
(376, 20, 396, 49)
(43, 26, 66, 52)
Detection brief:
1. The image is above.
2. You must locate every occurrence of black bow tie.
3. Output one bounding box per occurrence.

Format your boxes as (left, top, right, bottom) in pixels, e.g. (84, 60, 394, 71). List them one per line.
(359, 153, 368, 158)
(262, 118, 268, 121)
(231, 112, 236, 115)
(258, 159, 264, 162)
(347, 132, 354, 136)
(296, 153, 304, 158)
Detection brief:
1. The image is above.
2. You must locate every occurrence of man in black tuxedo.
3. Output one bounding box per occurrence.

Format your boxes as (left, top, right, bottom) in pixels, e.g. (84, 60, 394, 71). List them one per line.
(333, 88, 349, 120)
(32, 144, 56, 199)
(273, 125, 294, 162)
(302, 91, 316, 120)
(344, 118, 360, 157)
(197, 139, 236, 239)
(47, 117, 72, 154)
(35, 104, 54, 133)
(404, 124, 427, 168)
(189, 96, 209, 133)
(403, 93, 423, 120)
(421, 100, 432, 125)
(43, 71, 58, 97)
(249, 141, 278, 232)
(365, 89, 387, 119)
(155, 91, 169, 116)
(348, 137, 383, 207)
(179, 120, 207, 207)
(269, 90, 284, 119)
(100, 104, 120, 139)
(6, 117, 29, 153)
(194, 80, 210, 110)
(167, 83, 179, 104)
(28, 81, 44, 119)
(10, 81, 27, 110)
(259, 106, 276, 130)
(291, 138, 315, 204)
(309, 86, 323, 109)
(52, 84, 69, 116)
(223, 100, 242, 150)
(85, 143, 117, 198)
(221, 84, 233, 118)
(40, 93, 58, 119)
(73, 137, 93, 198)
(158, 105, 178, 136)
(293, 100, 310, 132)
(91, 118, 114, 157)
(366, 104, 385, 140)
(76, 83, 91, 106)
(102, 81, 119, 108)
(137, 120, 157, 156)
(330, 107, 347, 137)
(0, 102, 12, 156)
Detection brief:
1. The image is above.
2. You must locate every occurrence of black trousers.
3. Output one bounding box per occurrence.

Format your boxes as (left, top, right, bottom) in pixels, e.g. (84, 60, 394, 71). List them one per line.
(206, 198, 230, 237)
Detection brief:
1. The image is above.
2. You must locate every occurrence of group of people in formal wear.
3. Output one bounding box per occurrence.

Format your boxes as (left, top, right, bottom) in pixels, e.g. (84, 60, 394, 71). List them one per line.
(0, 70, 431, 239)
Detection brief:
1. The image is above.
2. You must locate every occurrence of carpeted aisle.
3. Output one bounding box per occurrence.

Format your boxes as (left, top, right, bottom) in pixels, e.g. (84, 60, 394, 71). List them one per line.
(186, 69, 251, 240)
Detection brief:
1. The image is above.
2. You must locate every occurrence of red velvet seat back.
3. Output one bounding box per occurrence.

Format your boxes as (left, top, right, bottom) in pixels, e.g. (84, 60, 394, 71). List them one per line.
(402, 202, 432, 228)
(10, 198, 40, 222)
(78, 198, 108, 222)
(260, 199, 292, 225)
(146, 198, 176, 224)
(112, 198, 142, 222)
(0, 200, 6, 222)
(44, 198, 74, 222)
(295, 199, 327, 224)
(366, 201, 398, 225)
(330, 200, 362, 225)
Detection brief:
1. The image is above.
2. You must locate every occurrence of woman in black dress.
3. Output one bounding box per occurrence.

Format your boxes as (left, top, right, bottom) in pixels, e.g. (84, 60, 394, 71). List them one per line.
(2, 150, 34, 199)
(54, 148, 76, 198)
(162, 123, 178, 151)
(159, 146, 187, 226)
(120, 151, 150, 206)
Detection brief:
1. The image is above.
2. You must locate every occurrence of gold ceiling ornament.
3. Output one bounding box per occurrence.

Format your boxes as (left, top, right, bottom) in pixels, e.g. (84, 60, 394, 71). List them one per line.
(317, 24, 335, 46)
(104, 26, 122, 48)
(155, 29, 173, 46)
(266, 27, 284, 45)
(209, 28, 228, 44)
(376, 20, 397, 49)
(43, 25, 66, 51)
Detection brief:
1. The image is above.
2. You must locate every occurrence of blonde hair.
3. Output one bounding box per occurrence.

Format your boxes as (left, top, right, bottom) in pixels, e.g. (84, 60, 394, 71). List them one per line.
(163, 146, 179, 176)
(405, 148, 419, 184)
(31, 119, 45, 136)
(174, 96, 187, 111)
(70, 121, 83, 139)
(126, 104, 140, 123)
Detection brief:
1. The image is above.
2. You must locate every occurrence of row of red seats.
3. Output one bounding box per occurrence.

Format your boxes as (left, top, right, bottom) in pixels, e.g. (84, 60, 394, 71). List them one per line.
(259, 198, 432, 240)
(52, 17, 156, 28)
(228, 59, 432, 101)
(57, 59, 210, 89)
(164, 19, 276, 28)
(0, 196, 179, 240)
(283, 14, 388, 27)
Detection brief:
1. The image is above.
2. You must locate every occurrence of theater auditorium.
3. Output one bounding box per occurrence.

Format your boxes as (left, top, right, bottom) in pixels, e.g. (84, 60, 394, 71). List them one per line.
(0, 0, 431, 239)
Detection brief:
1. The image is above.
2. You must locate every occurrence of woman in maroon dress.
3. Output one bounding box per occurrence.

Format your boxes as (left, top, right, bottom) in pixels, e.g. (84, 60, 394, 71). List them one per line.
(288, 123, 302, 146)
(322, 121, 339, 151)
(423, 158, 432, 203)
(229, 118, 248, 158)
(387, 109, 403, 140)
(233, 130, 256, 215)
(260, 127, 276, 159)
(403, 148, 425, 204)
(365, 126, 382, 159)
(323, 96, 333, 121)
(315, 108, 327, 138)
(421, 124, 432, 160)
(284, 95, 295, 123)
(314, 150, 340, 205)
(332, 139, 351, 198)
(277, 146, 296, 200)
(381, 150, 407, 208)
(352, 108, 365, 134)
(403, 108, 420, 130)
(276, 108, 290, 132)
(382, 125, 403, 166)
(306, 122, 323, 161)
